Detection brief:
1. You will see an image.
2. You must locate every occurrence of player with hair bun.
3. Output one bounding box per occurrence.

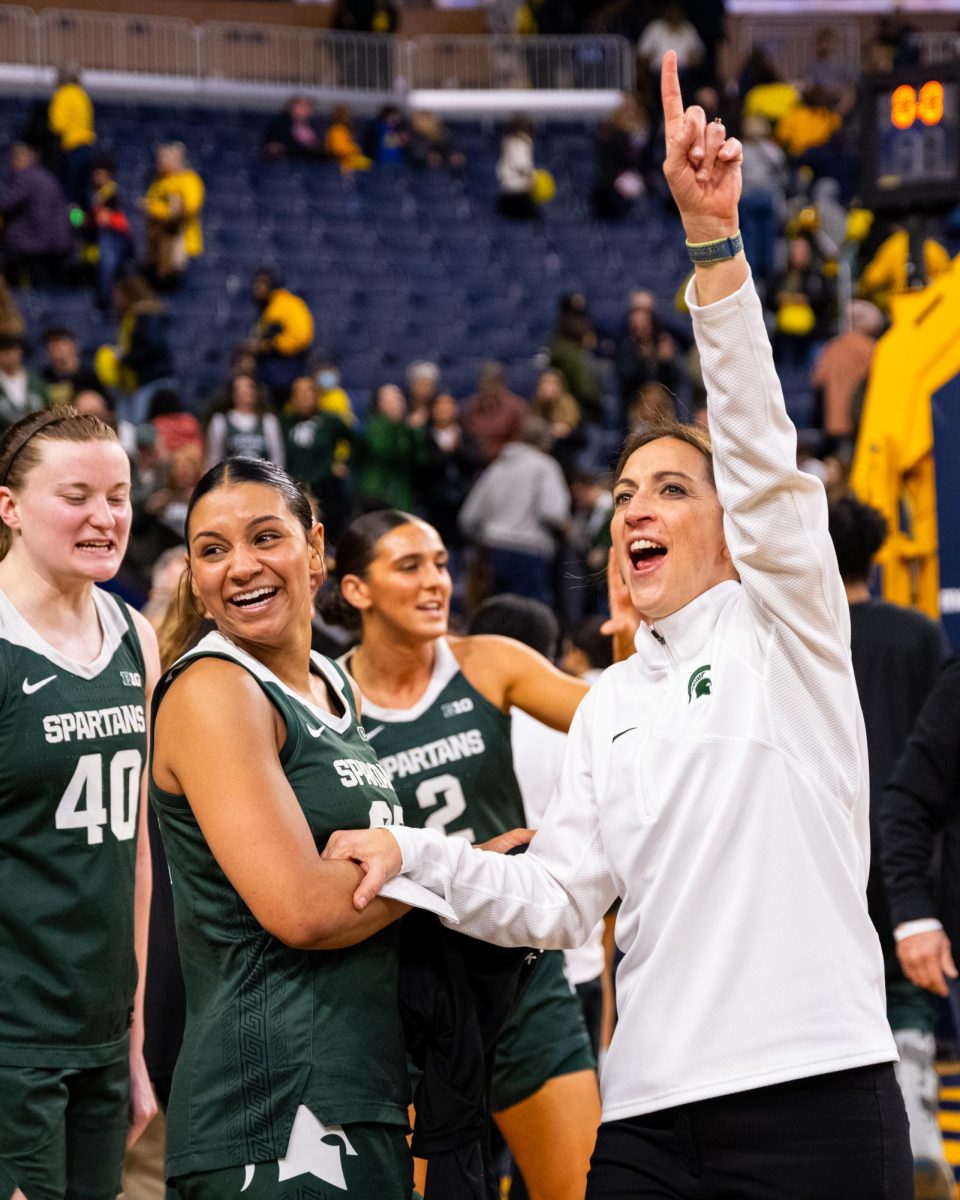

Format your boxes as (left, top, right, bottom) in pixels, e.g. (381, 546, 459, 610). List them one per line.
(319, 508, 601, 1200)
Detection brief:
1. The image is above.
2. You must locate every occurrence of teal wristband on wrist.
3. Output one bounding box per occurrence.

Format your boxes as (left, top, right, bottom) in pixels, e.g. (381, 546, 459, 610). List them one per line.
(685, 231, 743, 265)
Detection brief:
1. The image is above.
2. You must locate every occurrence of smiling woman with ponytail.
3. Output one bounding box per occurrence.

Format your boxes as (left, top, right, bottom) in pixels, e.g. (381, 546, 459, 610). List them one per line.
(147, 456, 424, 1198)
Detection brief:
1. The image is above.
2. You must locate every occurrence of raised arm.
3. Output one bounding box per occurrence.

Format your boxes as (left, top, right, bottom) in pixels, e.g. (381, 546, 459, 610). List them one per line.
(661, 51, 849, 655)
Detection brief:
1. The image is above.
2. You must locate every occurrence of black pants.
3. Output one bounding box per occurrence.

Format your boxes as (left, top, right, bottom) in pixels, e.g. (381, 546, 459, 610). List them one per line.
(587, 1064, 912, 1199)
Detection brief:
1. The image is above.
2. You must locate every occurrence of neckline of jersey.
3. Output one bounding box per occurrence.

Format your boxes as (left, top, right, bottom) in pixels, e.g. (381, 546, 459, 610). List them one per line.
(186, 630, 354, 734)
(340, 637, 459, 724)
(0, 585, 124, 680)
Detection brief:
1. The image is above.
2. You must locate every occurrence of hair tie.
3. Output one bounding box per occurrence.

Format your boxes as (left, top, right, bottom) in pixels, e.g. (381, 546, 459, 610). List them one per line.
(0, 412, 70, 487)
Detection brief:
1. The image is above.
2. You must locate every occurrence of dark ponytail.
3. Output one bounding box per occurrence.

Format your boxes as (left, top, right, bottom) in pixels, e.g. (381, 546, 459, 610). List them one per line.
(318, 509, 418, 630)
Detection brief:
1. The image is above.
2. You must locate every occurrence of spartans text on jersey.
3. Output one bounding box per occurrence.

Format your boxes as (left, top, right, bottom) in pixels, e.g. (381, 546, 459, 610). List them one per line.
(333, 758, 393, 789)
(43, 704, 146, 743)
(377, 729, 486, 783)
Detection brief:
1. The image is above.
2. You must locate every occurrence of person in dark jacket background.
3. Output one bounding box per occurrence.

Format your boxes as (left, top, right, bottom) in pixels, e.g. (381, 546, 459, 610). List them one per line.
(262, 96, 327, 162)
(882, 658, 960, 999)
(828, 494, 954, 1200)
(547, 293, 603, 425)
(96, 273, 175, 425)
(0, 142, 72, 287)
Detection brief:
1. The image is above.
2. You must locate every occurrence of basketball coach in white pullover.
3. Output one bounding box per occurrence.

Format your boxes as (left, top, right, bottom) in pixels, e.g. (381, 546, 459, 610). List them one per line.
(325, 52, 912, 1199)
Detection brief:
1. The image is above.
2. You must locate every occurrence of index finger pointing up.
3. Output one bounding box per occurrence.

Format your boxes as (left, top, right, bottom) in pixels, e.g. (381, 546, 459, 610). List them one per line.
(661, 49, 684, 133)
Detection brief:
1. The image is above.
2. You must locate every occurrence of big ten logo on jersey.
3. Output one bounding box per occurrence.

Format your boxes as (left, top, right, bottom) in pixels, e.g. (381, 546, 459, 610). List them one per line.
(441, 697, 473, 719)
(120, 670, 142, 687)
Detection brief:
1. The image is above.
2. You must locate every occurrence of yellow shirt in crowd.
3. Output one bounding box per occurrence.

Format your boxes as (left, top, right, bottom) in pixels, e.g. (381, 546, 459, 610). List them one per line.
(325, 123, 371, 172)
(144, 170, 206, 257)
(48, 83, 96, 152)
(775, 105, 842, 157)
(859, 230, 951, 310)
(259, 289, 314, 357)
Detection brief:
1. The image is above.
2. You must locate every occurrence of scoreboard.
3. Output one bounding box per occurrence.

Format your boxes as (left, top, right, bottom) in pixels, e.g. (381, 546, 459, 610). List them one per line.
(861, 65, 960, 212)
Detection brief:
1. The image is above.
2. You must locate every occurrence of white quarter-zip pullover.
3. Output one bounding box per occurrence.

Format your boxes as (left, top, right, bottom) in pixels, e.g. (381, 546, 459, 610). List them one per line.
(389, 273, 896, 1122)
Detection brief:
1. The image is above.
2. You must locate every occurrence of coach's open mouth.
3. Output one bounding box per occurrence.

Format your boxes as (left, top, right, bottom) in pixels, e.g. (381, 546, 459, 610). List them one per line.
(629, 539, 667, 569)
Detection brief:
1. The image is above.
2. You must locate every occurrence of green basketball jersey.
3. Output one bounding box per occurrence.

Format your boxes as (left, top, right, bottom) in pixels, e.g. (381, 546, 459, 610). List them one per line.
(341, 639, 525, 844)
(150, 633, 410, 1179)
(0, 586, 146, 1068)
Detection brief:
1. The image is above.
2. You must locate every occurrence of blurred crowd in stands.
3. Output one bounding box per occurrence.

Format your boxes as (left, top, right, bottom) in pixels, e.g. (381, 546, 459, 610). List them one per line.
(0, 0, 957, 637)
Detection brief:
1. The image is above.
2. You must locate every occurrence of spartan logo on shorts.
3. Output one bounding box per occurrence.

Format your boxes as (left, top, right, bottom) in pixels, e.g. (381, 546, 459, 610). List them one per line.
(687, 664, 712, 703)
(242, 1106, 357, 1191)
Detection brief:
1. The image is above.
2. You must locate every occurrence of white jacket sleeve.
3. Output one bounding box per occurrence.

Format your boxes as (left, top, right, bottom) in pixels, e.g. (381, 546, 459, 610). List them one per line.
(687, 273, 850, 662)
(390, 695, 618, 949)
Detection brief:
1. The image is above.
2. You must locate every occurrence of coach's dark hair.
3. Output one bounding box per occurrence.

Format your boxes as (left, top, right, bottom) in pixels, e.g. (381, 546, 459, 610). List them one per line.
(828, 494, 888, 584)
(0, 407, 119, 560)
(467, 594, 560, 661)
(318, 509, 419, 631)
(615, 420, 714, 488)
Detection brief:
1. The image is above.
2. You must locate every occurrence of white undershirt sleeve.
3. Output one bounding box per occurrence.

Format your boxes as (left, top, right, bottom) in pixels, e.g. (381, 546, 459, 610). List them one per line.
(894, 918, 944, 942)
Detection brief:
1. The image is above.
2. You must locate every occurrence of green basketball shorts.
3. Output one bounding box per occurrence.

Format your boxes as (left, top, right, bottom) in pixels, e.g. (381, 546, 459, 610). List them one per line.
(491, 949, 597, 1112)
(173, 1119, 415, 1200)
(0, 1057, 129, 1200)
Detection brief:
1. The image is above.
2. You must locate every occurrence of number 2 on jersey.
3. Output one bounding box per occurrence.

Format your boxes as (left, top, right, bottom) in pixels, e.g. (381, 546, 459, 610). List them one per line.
(416, 773, 475, 842)
(55, 750, 143, 845)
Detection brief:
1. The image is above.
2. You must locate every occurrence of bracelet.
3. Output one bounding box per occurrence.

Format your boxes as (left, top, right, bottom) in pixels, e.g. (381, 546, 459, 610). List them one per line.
(685, 231, 743, 265)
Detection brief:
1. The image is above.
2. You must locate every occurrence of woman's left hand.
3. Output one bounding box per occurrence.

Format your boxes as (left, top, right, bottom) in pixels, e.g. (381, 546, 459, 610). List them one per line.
(322, 828, 403, 910)
(126, 1045, 158, 1148)
(661, 50, 742, 243)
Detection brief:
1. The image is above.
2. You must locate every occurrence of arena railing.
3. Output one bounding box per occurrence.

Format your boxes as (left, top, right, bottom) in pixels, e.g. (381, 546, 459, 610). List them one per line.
(0, 4, 39, 75)
(202, 23, 397, 92)
(39, 8, 200, 79)
(729, 15, 860, 85)
(402, 35, 635, 93)
(0, 6, 633, 102)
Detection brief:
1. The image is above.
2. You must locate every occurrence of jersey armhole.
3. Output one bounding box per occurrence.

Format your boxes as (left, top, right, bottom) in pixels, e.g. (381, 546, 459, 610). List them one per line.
(451, 645, 515, 727)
